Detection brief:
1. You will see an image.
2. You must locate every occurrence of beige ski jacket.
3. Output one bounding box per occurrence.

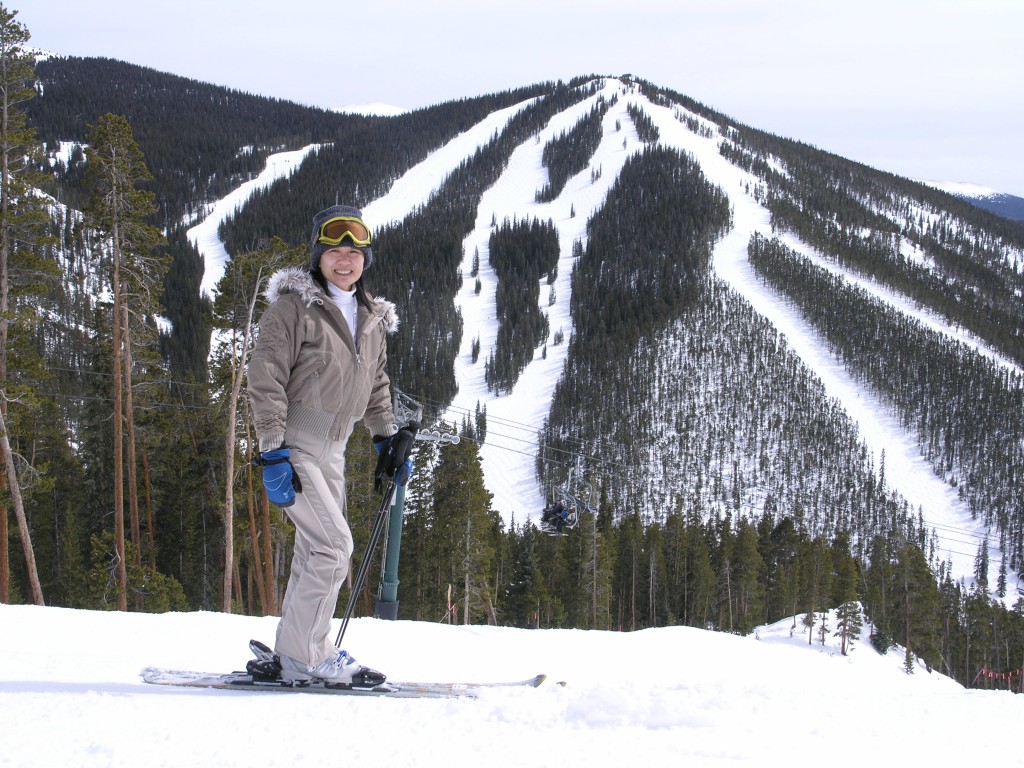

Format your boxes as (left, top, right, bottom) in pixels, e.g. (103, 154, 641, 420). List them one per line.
(247, 267, 398, 453)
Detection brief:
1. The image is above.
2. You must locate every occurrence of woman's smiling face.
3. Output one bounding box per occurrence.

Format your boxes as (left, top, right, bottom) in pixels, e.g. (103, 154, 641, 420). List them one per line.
(319, 244, 365, 292)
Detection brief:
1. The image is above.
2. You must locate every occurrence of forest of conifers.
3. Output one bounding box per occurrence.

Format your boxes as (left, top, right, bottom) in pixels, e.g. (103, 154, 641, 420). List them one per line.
(3, 6, 1024, 692)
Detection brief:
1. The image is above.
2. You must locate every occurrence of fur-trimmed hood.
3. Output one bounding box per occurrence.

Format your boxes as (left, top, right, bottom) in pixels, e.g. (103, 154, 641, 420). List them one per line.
(264, 267, 398, 333)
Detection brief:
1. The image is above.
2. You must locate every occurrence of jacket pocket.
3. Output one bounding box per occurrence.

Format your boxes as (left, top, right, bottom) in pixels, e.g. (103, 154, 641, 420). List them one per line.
(286, 358, 325, 407)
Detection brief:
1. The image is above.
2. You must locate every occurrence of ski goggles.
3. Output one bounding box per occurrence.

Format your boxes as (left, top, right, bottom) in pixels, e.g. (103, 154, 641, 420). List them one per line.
(317, 216, 372, 248)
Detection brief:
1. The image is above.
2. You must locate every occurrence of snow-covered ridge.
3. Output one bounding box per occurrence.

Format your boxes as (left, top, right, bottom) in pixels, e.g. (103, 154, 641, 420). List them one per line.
(924, 179, 1002, 199)
(334, 102, 409, 117)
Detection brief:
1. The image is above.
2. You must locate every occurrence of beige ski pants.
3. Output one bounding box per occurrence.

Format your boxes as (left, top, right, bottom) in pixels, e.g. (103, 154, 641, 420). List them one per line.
(274, 426, 354, 667)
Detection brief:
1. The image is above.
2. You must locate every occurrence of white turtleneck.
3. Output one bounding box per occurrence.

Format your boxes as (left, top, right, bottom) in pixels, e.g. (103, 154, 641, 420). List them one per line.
(326, 283, 358, 340)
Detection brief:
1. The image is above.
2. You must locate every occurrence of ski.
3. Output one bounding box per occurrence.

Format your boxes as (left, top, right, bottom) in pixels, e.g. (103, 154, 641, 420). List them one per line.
(141, 638, 547, 698)
(140, 666, 547, 699)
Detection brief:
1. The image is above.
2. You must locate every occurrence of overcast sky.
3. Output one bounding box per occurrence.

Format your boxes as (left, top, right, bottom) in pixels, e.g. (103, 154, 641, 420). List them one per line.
(18, 0, 1024, 197)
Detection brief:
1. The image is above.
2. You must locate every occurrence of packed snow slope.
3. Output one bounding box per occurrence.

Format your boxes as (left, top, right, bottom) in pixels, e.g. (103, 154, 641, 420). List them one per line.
(2, 603, 1021, 768)
(189, 77, 1019, 593)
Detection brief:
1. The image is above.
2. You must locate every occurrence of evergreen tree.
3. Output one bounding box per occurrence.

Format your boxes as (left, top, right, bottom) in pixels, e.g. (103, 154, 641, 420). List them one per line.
(895, 541, 941, 673)
(973, 538, 990, 591)
(643, 521, 667, 627)
(685, 514, 716, 629)
(864, 534, 895, 652)
(503, 522, 547, 627)
(614, 510, 645, 630)
(424, 436, 499, 624)
(83, 112, 166, 610)
(578, 503, 613, 628)
(798, 537, 832, 645)
(763, 516, 804, 631)
(962, 585, 994, 683)
(935, 572, 962, 679)
(830, 532, 862, 655)
(0, 6, 55, 605)
(732, 518, 765, 634)
(834, 600, 863, 656)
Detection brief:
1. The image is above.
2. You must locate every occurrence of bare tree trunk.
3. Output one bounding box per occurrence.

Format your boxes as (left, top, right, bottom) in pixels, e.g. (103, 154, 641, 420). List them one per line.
(123, 306, 141, 567)
(222, 272, 263, 612)
(246, 561, 254, 614)
(122, 305, 143, 610)
(649, 547, 657, 627)
(246, 480, 266, 612)
(142, 451, 156, 571)
(233, 556, 243, 609)
(259, 478, 276, 615)
(591, 521, 599, 629)
(0, 472, 8, 602)
(221, 440, 235, 612)
(222, 362, 236, 612)
(630, 541, 637, 631)
(463, 516, 471, 625)
(0, 410, 43, 604)
(724, 560, 733, 633)
(111, 220, 127, 612)
(904, 577, 913, 671)
(275, 531, 286, 611)
(244, 408, 275, 615)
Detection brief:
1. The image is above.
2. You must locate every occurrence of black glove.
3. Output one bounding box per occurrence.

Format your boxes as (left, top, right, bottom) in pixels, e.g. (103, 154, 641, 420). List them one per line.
(255, 446, 302, 507)
(373, 422, 419, 494)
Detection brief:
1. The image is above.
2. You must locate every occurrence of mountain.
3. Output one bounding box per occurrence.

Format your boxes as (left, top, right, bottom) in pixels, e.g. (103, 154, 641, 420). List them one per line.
(13, 55, 1024, 685)
(925, 180, 1024, 222)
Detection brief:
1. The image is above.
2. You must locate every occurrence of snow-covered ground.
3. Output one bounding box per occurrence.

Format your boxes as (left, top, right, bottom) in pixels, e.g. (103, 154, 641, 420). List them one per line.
(2, 603, 1020, 768)
(186, 77, 1013, 590)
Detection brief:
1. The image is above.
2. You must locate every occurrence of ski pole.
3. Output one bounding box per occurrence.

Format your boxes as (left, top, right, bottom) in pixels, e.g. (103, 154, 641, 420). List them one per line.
(335, 478, 396, 648)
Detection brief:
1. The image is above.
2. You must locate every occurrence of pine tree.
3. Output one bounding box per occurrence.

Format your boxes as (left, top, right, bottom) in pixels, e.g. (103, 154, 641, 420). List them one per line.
(835, 600, 863, 656)
(864, 534, 895, 652)
(0, 6, 54, 605)
(425, 435, 498, 624)
(503, 522, 546, 627)
(798, 537, 832, 645)
(896, 541, 940, 673)
(578, 503, 612, 629)
(732, 518, 765, 634)
(644, 521, 667, 627)
(685, 515, 716, 629)
(973, 538, 990, 591)
(83, 113, 165, 610)
(830, 531, 861, 655)
(615, 511, 645, 631)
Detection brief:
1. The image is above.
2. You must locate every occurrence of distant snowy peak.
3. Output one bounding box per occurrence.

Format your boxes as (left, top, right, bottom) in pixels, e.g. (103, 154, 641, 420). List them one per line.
(27, 46, 57, 64)
(924, 179, 1007, 198)
(923, 180, 1024, 222)
(333, 102, 408, 117)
